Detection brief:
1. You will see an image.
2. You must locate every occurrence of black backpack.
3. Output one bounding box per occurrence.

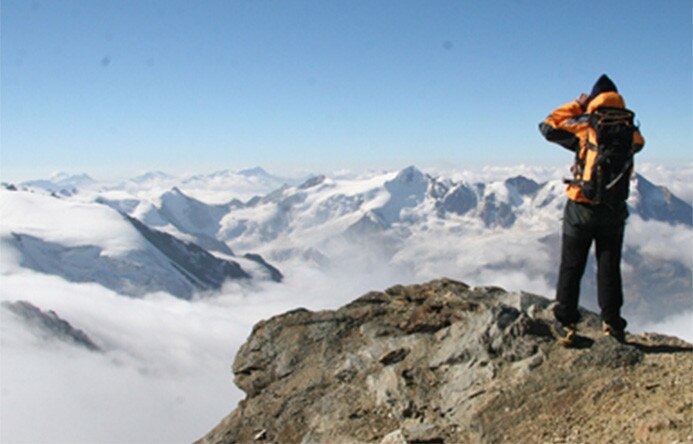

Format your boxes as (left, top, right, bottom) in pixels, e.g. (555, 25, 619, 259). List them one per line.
(574, 107, 636, 204)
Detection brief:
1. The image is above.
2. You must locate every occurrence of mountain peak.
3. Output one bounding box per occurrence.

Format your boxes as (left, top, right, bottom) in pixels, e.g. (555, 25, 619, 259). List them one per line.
(394, 165, 426, 183)
(199, 279, 693, 444)
(298, 175, 326, 190)
(237, 166, 271, 177)
(504, 175, 541, 196)
(162, 186, 193, 201)
(20, 172, 96, 193)
(631, 174, 693, 226)
(131, 171, 174, 183)
(169, 186, 185, 195)
(49, 172, 95, 183)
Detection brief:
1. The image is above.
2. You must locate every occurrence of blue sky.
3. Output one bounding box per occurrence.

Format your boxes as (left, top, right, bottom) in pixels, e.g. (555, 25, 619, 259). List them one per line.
(1, 0, 691, 181)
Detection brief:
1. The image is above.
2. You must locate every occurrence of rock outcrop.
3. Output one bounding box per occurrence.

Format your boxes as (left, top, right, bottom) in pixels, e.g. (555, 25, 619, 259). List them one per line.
(2, 300, 101, 352)
(199, 279, 693, 444)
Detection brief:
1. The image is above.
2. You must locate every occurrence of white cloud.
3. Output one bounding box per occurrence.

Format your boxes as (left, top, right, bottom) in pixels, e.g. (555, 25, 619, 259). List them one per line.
(0, 263, 406, 443)
(632, 310, 693, 343)
(0, 272, 243, 443)
(637, 162, 693, 203)
(625, 216, 693, 265)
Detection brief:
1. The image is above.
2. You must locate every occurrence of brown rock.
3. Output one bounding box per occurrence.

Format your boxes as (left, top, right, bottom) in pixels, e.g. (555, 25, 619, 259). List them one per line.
(197, 279, 693, 444)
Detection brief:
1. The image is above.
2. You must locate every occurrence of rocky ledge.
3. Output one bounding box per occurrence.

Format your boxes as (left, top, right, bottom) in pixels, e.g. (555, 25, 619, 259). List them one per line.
(198, 279, 693, 444)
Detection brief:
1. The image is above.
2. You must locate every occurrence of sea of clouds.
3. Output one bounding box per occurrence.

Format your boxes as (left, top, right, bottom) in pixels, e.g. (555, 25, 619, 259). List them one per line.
(2, 245, 690, 443)
(0, 256, 420, 442)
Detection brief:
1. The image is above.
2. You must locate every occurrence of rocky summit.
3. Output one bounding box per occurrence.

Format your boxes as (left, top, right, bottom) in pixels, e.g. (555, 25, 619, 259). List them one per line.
(198, 279, 693, 444)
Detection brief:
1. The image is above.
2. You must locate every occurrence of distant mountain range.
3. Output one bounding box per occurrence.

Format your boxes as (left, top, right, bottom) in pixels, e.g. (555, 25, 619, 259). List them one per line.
(20, 172, 96, 196)
(2, 165, 691, 322)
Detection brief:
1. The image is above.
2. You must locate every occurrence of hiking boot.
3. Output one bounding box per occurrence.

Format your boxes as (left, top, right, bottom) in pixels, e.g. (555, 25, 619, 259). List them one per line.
(603, 323, 626, 343)
(552, 320, 577, 347)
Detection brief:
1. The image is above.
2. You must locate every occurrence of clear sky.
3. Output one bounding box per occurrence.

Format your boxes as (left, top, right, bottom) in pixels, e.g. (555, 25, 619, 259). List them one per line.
(1, 0, 691, 181)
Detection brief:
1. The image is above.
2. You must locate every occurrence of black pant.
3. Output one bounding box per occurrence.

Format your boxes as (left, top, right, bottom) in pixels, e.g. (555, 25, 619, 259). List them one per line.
(554, 200, 627, 330)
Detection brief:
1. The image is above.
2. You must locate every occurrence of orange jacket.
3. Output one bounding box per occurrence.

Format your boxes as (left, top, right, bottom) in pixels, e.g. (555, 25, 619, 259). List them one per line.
(539, 91, 645, 203)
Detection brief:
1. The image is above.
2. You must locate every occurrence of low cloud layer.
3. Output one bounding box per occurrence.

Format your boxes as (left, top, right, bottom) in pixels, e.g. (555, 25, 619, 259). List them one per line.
(2, 235, 692, 443)
(632, 310, 693, 343)
(0, 262, 414, 443)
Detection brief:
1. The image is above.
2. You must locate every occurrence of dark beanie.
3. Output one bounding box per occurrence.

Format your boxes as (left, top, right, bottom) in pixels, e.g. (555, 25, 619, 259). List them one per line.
(589, 74, 618, 100)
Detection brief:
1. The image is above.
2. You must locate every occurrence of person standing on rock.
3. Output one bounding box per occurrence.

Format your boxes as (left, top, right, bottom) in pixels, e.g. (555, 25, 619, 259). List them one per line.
(539, 74, 645, 346)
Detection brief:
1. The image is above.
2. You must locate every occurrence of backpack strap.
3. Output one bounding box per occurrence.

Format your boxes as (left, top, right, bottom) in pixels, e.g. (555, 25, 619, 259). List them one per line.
(604, 157, 633, 190)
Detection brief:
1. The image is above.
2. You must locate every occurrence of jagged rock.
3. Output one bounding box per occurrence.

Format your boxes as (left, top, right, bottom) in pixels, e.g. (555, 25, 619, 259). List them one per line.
(2, 300, 101, 352)
(243, 253, 284, 282)
(438, 183, 477, 216)
(198, 279, 693, 444)
(380, 430, 407, 444)
(299, 175, 326, 190)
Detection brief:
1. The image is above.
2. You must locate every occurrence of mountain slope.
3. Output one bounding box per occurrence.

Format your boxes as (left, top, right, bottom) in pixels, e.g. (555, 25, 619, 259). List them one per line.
(136, 187, 239, 254)
(198, 279, 693, 444)
(0, 190, 279, 299)
(631, 173, 693, 226)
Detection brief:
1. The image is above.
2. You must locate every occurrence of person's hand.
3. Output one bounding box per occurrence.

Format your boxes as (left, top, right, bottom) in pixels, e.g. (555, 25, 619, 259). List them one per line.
(577, 93, 590, 108)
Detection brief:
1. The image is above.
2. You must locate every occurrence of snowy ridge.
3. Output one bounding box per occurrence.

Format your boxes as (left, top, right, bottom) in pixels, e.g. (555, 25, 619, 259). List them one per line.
(0, 190, 281, 299)
(212, 166, 690, 258)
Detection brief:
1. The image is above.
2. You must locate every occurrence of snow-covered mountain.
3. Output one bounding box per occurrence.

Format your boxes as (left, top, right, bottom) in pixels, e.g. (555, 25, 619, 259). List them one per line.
(118, 166, 305, 204)
(14, 167, 304, 203)
(0, 190, 281, 299)
(98, 186, 241, 255)
(104, 165, 690, 323)
(3, 165, 691, 321)
(630, 174, 692, 225)
(20, 172, 97, 196)
(212, 166, 689, 254)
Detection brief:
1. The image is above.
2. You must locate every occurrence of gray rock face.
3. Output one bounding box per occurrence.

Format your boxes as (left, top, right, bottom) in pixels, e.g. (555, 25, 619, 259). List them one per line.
(243, 253, 284, 283)
(2, 300, 101, 352)
(479, 193, 516, 228)
(438, 184, 477, 216)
